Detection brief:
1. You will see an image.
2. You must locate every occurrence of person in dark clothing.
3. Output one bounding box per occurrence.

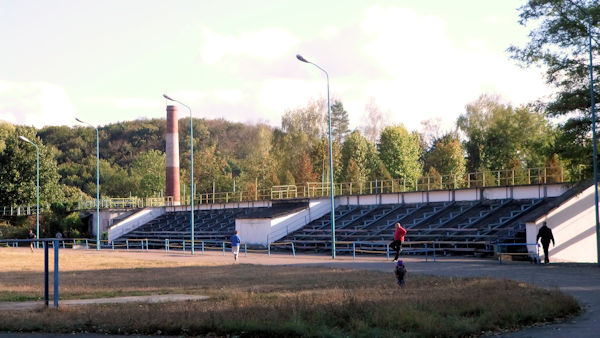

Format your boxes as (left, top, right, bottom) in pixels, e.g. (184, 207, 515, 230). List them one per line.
(28, 229, 36, 252)
(394, 260, 407, 288)
(390, 223, 407, 262)
(536, 222, 555, 264)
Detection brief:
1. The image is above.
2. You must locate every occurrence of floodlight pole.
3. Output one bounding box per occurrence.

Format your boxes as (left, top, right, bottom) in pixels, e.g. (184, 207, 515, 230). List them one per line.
(163, 94, 195, 255)
(18, 136, 39, 248)
(296, 54, 336, 259)
(75, 118, 100, 250)
(587, 16, 600, 267)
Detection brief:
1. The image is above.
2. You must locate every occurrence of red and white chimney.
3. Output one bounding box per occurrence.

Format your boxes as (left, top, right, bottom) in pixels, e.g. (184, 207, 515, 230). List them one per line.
(166, 105, 181, 205)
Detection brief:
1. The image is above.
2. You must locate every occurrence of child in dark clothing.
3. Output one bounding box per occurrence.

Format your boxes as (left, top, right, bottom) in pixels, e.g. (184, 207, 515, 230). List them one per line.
(394, 260, 407, 288)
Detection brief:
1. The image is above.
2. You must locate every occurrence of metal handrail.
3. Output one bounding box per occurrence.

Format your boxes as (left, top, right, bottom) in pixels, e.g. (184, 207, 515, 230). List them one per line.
(67, 165, 586, 210)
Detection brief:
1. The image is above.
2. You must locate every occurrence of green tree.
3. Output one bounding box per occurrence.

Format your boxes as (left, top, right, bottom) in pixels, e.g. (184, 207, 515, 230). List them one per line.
(330, 100, 350, 144)
(340, 131, 371, 182)
(377, 124, 423, 182)
(457, 95, 554, 172)
(0, 125, 60, 206)
(131, 150, 166, 197)
(509, 0, 600, 170)
(424, 133, 466, 179)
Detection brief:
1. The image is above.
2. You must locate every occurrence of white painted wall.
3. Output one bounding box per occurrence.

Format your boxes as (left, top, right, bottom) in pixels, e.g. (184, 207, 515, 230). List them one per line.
(236, 198, 330, 246)
(526, 185, 598, 263)
(338, 184, 568, 207)
(108, 207, 165, 242)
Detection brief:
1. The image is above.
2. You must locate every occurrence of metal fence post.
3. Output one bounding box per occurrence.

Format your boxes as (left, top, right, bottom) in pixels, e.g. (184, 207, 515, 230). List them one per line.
(386, 243, 390, 260)
(352, 242, 356, 261)
(425, 243, 428, 262)
(112, 241, 114, 251)
(498, 244, 503, 264)
(433, 242, 436, 262)
(146, 239, 149, 251)
(183, 240, 186, 253)
(85, 239, 88, 250)
(202, 241, 205, 254)
(126, 239, 129, 251)
(53, 240, 59, 308)
(44, 240, 49, 307)
(222, 242, 225, 256)
(268, 243, 271, 256)
(291, 242, 296, 258)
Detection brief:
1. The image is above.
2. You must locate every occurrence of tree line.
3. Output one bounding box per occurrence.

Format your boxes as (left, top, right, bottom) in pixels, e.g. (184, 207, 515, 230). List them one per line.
(0, 93, 578, 207)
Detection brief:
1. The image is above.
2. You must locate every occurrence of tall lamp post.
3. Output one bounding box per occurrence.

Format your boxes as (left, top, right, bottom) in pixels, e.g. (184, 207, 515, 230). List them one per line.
(19, 136, 39, 247)
(568, 0, 599, 266)
(163, 94, 195, 255)
(76, 118, 100, 250)
(296, 54, 336, 259)
(586, 16, 600, 267)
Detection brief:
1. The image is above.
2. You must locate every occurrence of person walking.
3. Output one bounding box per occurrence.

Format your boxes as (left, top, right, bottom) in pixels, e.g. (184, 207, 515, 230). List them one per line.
(230, 230, 241, 262)
(390, 222, 407, 262)
(536, 222, 555, 264)
(28, 229, 36, 252)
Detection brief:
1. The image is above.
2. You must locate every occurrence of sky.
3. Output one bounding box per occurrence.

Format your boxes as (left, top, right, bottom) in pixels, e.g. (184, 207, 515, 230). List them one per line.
(0, 0, 551, 133)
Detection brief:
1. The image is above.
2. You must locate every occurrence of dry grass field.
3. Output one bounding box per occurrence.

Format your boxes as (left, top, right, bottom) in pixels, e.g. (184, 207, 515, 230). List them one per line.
(0, 248, 580, 337)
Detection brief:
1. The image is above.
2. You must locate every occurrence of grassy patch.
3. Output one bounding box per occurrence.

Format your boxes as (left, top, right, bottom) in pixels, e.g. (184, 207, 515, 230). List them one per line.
(0, 249, 580, 337)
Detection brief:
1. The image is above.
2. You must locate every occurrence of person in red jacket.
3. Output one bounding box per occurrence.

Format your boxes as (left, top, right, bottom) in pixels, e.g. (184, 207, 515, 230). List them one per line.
(390, 222, 407, 262)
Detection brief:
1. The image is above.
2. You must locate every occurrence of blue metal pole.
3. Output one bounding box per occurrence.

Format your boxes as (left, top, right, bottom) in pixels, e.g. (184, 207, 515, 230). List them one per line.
(95, 127, 100, 250)
(35, 144, 39, 246)
(588, 17, 600, 267)
(296, 54, 336, 259)
(44, 240, 48, 307)
(18, 136, 39, 247)
(53, 240, 59, 308)
(189, 104, 194, 255)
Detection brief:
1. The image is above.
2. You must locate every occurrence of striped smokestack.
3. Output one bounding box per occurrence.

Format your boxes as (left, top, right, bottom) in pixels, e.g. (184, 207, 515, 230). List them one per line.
(166, 105, 181, 205)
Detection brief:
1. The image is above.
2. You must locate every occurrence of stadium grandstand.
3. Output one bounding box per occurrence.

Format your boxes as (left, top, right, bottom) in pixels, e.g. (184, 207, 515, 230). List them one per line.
(98, 175, 596, 263)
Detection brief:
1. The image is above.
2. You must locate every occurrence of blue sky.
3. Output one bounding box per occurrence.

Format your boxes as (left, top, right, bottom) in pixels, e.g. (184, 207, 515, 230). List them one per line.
(0, 0, 549, 132)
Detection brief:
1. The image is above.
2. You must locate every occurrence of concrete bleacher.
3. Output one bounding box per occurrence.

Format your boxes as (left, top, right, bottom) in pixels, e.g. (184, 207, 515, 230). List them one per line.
(273, 197, 556, 256)
(111, 183, 573, 258)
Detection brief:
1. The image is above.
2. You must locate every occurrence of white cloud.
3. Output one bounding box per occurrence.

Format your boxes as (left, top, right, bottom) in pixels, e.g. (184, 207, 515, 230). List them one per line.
(213, 89, 244, 103)
(0, 81, 77, 128)
(486, 16, 503, 24)
(336, 5, 552, 132)
(112, 97, 161, 109)
(201, 27, 300, 64)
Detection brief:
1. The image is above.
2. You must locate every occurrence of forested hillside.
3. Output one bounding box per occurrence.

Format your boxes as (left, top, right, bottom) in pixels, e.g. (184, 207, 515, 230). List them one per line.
(2, 94, 584, 211)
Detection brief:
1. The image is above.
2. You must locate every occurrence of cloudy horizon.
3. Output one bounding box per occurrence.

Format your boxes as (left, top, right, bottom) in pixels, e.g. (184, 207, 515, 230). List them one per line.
(0, 0, 550, 133)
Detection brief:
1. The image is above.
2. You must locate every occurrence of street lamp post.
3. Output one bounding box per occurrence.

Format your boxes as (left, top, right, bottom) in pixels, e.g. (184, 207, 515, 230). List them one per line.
(296, 54, 336, 259)
(76, 118, 100, 250)
(586, 16, 600, 267)
(568, 0, 600, 266)
(19, 136, 39, 247)
(163, 94, 195, 255)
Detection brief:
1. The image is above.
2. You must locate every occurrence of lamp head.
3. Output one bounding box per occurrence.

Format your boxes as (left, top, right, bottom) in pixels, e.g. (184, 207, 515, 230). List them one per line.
(75, 117, 83, 123)
(163, 94, 174, 101)
(296, 54, 309, 63)
(18, 135, 32, 143)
